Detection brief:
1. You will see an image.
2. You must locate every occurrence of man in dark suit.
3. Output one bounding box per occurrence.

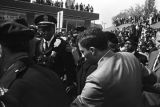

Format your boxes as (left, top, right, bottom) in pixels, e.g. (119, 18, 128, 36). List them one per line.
(144, 31, 160, 107)
(123, 40, 148, 66)
(76, 58, 97, 95)
(34, 14, 76, 99)
(0, 20, 69, 107)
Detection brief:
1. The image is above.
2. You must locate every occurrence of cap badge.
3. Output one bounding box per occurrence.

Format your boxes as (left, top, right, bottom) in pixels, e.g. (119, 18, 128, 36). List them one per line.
(43, 15, 48, 21)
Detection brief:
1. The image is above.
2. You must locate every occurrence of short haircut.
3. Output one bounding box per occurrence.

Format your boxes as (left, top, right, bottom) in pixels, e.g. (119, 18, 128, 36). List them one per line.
(103, 31, 118, 44)
(77, 28, 109, 51)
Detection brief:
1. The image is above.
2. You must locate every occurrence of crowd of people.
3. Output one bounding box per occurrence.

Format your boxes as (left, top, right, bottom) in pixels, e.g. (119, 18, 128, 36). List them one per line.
(110, 21, 157, 61)
(114, 11, 160, 26)
(14, 0, 94, 13)
(73, 3, 93, 12)
(0, 12, 160, 107)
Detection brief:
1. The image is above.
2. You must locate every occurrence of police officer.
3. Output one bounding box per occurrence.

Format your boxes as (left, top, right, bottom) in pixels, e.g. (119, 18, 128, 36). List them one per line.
(0, 20, 69, 107)
(34, 14, 57, 63)
(34, 15, 76, 97)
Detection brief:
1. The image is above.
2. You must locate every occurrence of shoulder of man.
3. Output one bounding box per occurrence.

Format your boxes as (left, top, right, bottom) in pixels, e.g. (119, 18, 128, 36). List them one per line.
(0, 60, 27, 92)
(27, 64, 59, 79)
(148, 50, 158, 59)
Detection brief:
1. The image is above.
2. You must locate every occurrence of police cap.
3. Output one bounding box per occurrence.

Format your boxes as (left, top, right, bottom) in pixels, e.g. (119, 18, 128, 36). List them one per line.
(34, 14, 57, 26)
(75, 26, 86, 32)
(0, 21, 35, 42)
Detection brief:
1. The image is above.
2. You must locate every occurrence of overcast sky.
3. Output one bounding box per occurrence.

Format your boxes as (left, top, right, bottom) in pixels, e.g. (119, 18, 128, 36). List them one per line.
(75, 0, 147, 28)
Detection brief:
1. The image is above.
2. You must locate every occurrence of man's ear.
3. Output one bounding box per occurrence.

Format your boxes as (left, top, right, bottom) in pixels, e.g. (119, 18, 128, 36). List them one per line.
(89, 47, 96, 56)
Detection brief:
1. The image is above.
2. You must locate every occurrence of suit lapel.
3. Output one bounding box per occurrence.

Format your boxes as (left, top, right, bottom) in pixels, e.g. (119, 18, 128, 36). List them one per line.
(148, 51, 157, 71)
(152, 51, 160, 72)
(154, 63, 160, 72)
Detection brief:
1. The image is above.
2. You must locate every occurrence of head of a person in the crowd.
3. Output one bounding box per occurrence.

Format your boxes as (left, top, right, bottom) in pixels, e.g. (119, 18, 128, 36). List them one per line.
(77, 28, 109, 64)
(123, 40, 132, 52)
(103, 31, 119, 52)
(0, 20, 35, 74)
(123, 40, 137, 52)
(0, 21, 35, 54)
(155, 31, 160, 51)
(34, 14, 57, 41)
(140, 45, 147, 53)
(75, 26, 86, 33)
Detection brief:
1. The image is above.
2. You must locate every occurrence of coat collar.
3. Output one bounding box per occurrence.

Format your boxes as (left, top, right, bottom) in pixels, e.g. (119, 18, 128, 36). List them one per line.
(98, 50, 115, 66)
(3, 53, 28, 73)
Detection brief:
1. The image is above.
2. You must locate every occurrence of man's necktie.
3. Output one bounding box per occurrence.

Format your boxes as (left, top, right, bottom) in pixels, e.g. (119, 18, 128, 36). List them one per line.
(153, 53, 160, 71)
(42, 39, 48, 53)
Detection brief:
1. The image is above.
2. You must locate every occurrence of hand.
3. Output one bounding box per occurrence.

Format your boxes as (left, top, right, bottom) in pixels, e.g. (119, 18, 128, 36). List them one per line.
(154, 83, 160, 88)
(65, 83, 77, 94)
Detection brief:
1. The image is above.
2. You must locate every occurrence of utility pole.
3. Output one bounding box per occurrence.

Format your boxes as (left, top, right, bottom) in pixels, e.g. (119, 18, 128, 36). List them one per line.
(102, 21, 106, 29)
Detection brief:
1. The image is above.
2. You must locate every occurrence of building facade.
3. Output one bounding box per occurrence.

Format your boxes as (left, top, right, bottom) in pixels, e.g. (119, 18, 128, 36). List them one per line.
(0, 0, 99, 31)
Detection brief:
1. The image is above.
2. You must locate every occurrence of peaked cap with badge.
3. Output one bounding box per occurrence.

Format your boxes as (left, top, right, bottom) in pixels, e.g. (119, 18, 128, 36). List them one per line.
(34, 14, 57, 26)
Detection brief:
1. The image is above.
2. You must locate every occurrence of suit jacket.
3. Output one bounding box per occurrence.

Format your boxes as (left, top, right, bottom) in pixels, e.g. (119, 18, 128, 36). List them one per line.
(71, 51, 150, 107)
(76, 58, 97, 95)
(35, 37, 76, 86)
(134, 51, 148, 66)
(49, 37, 76, 85)
(144, 50, 160, 106)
